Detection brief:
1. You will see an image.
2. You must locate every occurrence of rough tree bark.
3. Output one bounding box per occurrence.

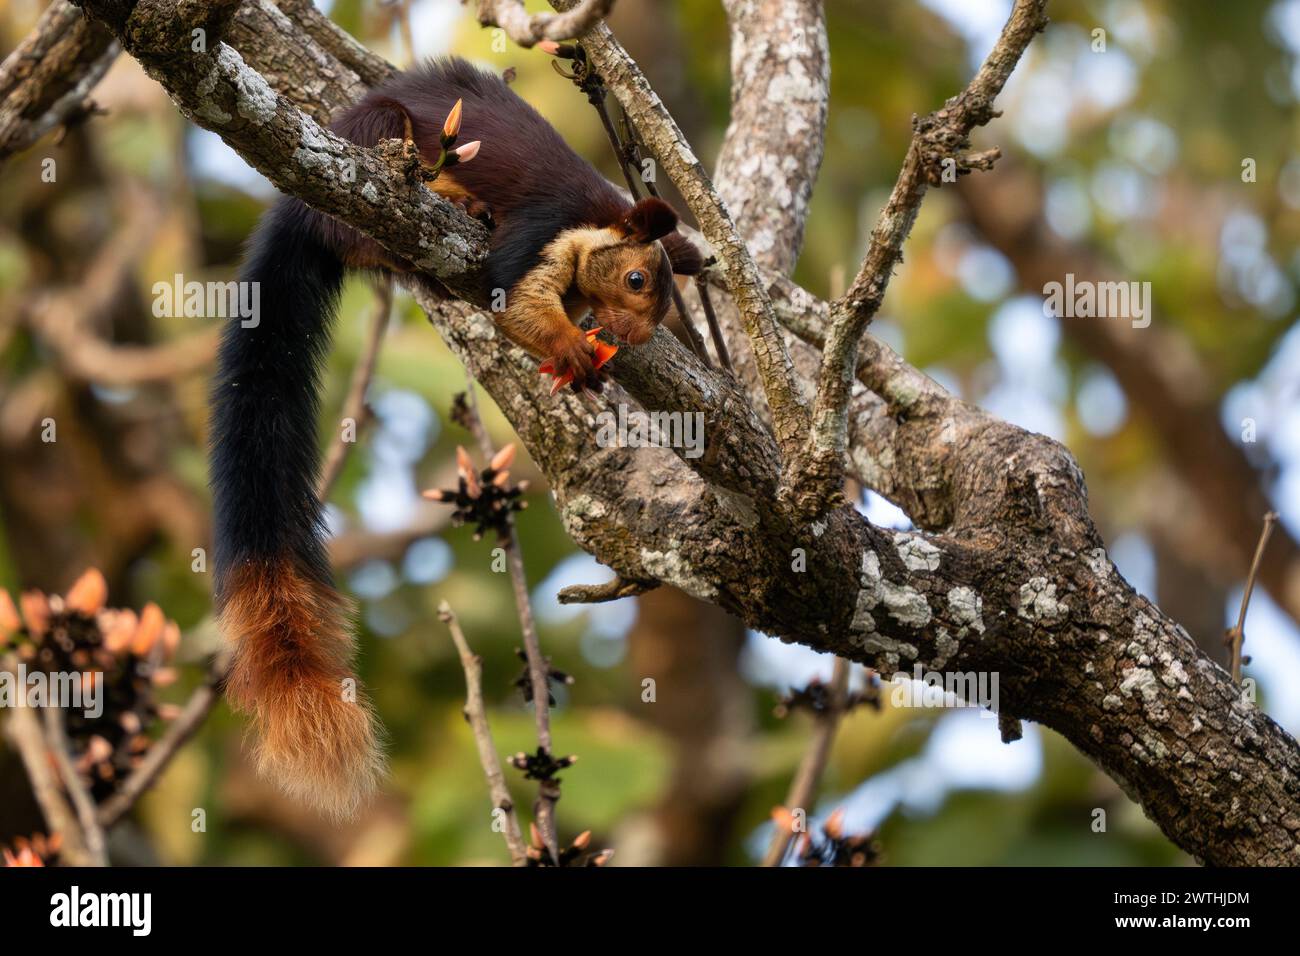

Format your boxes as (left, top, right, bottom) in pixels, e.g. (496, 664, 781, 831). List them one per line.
(33, 0, 1300, 865)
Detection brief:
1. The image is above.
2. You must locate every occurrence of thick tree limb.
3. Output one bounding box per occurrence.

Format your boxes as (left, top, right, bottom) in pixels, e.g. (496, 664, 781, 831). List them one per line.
(72, 0, 488, 298)
(714, 0, 829, 276)
(0, 0, 118, 163)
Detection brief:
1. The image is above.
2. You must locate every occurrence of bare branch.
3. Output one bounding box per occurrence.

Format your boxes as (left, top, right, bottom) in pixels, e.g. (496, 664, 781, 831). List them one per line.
(557, 9, 811, 460)
(3, 656, 95, 865)
(762, 656, 850, 866)
(438, 600, 528, 865)
(557, 575, 657, 604)
(1227, 512, 1279, 683)
(784, 0, 1048, 518)
(455, 371, 562, 863)
(96, 670, 224, 829)
(477, 0, 615, 48)
(318, 280, 393, 501)
(714, 0, 829, 276)
(42, 704, 108, 865)
(0, 0, 118, 163)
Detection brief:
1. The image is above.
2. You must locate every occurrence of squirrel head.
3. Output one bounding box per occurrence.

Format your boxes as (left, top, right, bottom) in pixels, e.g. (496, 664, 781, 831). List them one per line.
(576, 198, 700, 345)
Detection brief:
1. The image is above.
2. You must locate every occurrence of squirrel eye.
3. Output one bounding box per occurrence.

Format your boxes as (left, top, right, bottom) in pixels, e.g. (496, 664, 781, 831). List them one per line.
(626, 270, 646, 291)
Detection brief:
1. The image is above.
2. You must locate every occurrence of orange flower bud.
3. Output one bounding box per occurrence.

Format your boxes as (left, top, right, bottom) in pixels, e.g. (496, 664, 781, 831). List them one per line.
(442, 98, 463, 141)
(19, 591, 49, 636)
(65, 568, 108, 615)
(490, 443, 516, 472)
(456, 446, 482, 497)
(0, 589, 19, 641)
(132, 602, 165, 656)
(101, 609, 138, 654)
(162, 621, 181, 659)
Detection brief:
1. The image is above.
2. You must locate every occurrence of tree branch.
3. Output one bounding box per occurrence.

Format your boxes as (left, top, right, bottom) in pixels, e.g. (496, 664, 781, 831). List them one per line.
(438, 599, 528, 866)
(0, 0, 118, 163)
(556, 5, 811, 461)
(477, 0, 615, 48)
(785, 0, 1048, 519)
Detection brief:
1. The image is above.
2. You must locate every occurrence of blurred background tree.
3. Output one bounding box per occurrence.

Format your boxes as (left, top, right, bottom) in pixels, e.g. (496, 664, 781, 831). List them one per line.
(1, 0, 1297, 865)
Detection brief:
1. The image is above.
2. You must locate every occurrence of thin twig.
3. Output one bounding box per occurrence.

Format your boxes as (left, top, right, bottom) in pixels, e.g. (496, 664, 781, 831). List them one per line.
(42, 704, 108, 865)
(96, 668, 223, 829)
(556, 47, 712, 367)
(693, 274, 732, 370)
(318, 279, 393, 501)
(557, 574, 656, 604)
(459, 371, 562, 863)
(762, 656, 850, 867)
(2, 655, 94, 865)
(438, 600, 528, 865)
(1227, 511, 1279, 683)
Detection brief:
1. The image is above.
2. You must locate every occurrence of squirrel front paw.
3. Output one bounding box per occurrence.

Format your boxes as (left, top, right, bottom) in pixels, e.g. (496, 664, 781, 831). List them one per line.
(539, 328, 618, 395)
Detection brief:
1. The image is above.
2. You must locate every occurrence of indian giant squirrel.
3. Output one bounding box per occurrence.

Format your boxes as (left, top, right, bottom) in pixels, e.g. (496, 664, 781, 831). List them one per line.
(210, 57, 702, 816)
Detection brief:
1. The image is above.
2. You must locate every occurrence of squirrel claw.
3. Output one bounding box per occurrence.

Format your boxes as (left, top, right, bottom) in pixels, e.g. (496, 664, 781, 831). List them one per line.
(540, 327, 618, 395)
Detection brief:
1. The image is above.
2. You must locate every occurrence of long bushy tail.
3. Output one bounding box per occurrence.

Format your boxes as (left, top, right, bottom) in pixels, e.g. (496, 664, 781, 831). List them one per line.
(210, 197, 383, 818)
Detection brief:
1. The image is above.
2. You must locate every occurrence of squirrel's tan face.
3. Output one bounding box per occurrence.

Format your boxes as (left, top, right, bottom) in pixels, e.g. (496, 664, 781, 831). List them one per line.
(578, 240, 674, 345)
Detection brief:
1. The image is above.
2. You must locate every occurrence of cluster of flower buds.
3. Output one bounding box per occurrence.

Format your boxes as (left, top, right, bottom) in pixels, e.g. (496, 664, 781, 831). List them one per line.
(526, 823, 613, 867)
(0, 569, 183, 801)
(772, 807, 881, 867)
(419, 97, 480, 182)
(2, 832, 62, 867)
(773, 671, 882, 719)
(509, 746, 577, 784)
(538, 327, 618, 394)
(513, 647, 573, 707)
(422, 444, 528, 541)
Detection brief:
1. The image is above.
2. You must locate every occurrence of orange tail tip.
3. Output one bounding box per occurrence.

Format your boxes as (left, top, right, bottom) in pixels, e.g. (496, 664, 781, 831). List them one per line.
(219, 559, 385, 819)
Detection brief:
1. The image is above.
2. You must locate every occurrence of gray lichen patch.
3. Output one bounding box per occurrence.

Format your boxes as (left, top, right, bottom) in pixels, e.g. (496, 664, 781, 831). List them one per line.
(1120, 666, 1160, 704)
(860, 550, 882, 586)
(639, 539, 717, 601)
(894, 532, 941, 572)
(947, 587, 985, 634)
(931, 628, 960, 669)
(862, 633, 918, 662)
(219, 46, 278, 124)
(856, 548, 932, 628)
(560, 494, 607, 538)
(1017, 577, 1068, 623)
(880, 583, 932, 628)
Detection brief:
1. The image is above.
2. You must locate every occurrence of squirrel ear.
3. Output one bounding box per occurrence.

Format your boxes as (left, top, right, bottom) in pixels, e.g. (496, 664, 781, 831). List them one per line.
(615, 197, 678, 243)
(661, 231, 704, 276)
